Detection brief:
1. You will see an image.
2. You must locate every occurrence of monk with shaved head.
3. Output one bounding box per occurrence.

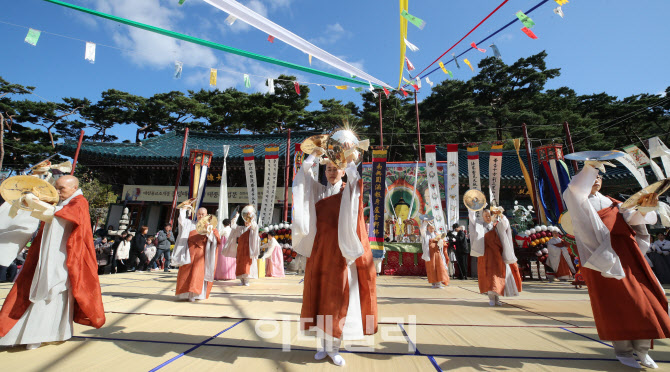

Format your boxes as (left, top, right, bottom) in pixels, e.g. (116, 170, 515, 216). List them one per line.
(0, 175, 105, 350)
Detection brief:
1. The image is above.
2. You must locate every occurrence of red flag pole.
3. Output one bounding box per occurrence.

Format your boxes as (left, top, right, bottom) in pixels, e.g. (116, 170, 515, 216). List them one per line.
(169, 128, 189, 225)
(70, 129, 85, 175)
(283, 129, 291, 222)
(414, 91, 422, 161)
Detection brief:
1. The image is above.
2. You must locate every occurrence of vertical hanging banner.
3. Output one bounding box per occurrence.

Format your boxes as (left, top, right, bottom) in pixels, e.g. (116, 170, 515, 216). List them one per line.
(369, 148, 387, 259)
(513, 139, 546, 224)
(188, 152, 211, 218)
(467, 144, 482, 218)
(446, 144, 459, 228)
(259, 144, 279, 226)
(84, 42, 96, 63)
(488, 143, 503, 205)
(292, 143, 304, 181)
(425, 145, 447, 234)
(647, 137, 670, 177)
(217, 145, 230, 227)
(624, 144, 665, 181)
(242, 145, 258, 207)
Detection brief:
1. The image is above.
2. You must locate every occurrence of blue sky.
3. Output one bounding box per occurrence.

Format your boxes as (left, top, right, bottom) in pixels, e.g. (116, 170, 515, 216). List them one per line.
(0, 0, 668, 142)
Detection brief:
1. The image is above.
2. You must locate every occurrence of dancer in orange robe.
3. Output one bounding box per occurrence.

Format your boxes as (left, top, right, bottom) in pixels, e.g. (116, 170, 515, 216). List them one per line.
(420, 220, 449, 288)
(546, 228, 575, 281)
(175, 207, 220, 301)
(293, 149, 377, 367)
(223, 205, 260, 286)
(469, 208, 522, 306)
(564, 161, 670, 369)
(0, 176, 105, 349)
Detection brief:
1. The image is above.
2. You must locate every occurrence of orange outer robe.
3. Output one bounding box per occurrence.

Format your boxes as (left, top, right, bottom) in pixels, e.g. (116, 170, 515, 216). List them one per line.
(176, 229, 220, 298)
(0, 195, 106, 335)
(581, 200, 670, 341)
(300, 181, 378, 339)
(236, 229, 253, 277)
(426, 240, 449, 285)
(478, 224, 522, 296)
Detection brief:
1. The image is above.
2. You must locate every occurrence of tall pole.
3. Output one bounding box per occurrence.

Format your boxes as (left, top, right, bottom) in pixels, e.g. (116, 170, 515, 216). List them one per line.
(70, 129, 85, 175)
(169, 128, 189, 225)
(378, 92, 384, 147)
(563, 121, 579, 173)
(414, 91, 422, 161)
(522, 123, 540, 221)
(283, 129, 291, 222)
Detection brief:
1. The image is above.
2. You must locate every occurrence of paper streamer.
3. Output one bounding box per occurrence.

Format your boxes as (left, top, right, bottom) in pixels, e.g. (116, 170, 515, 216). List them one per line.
(553, 7, 564, 18)
(416, 77, 422, 89)
(353, 87, 363, 92)
(439, 62, 453, 77)
(446, 144, 459, 228)
(294, 81, 300, 95)
(489, 143, 503, 205)
(179, 0, 186, 4)
(452, 53, 461, 69)
(369, 148, 388, 259)
(242, 146, 258, 207)
(336, 85, 348, 90)
(259, 145, 279, 226)
(400, 88, 408, 97)
(463, 58, 474, 71)
(174, 61, 183, 79)
(425, 145, 447, 234)
(470, 42, 486, 53)
(267, 35, 275, 43)
(490, 44, 502, 58)
(555, 0, 569, 5)
(267, 78, 275, 94)
(308, 54, 312, 65)
(209, 68, 217, 86)
(648, 137, 670, 177)
(25, 28, 41, 46)
(217, 145, 230, 227)
(84, 41, 96, 63)
(244, 74, 251, 88)
(405, 56, 415, 71)
(521, 27, 538, 39)
(624, 144, 665, 181)
(225, 15, 237, 25)
(318, 84, 326, 91)
(616, 152, 648, 188)
(404, 38, 419, 52)
(398, 0, 409, 89)
(516, 11, 535, 28)
(425, 77, 434, 87)
(400, 9, 426, 30)
(383, 86, 390, 98)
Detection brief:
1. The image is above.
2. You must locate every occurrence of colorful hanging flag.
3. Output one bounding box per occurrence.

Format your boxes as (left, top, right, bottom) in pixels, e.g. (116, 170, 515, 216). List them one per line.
(488, 143, 504, 205)
(25, 28, 41, 46)
(336, 85, 348, 90)
(555, 0, 569, 5)
(383, 86, 390, 98)
(553, 7, 564, 18)
(308, 54, 312, 65)
(490, 44, 502, 58)
(446, 144, 459, 228)
(267, 35, 275, 43)
(467, 144, 482, 218)
(425, 77, 434, 87)
(259, 144, 280, 226)
(405, 56, 415, 71)
(267, 78, 275, 95)
(516, 11, 535, 28)
(353, 87, 363, 92)
(209, 68, 217, 86)
(425, 145, 447, 234)
(217, 145, 230, 225)
(400, 10, 426, 30)
(174, 61, 183, 79)
(224, 15, 237, 25)
(463, 58, 474, 71)
(470, 42, 486, 53)
(438, 61, 450, 76)
(369, 148, 388, 259)
(294, 81, 300, 95)
(179, 0, 186, 4)
(513, 139, 547, 224)
(416, 77, 422, 89)
(452, 53, 461, 69)
(400, 88, 408, 97)
(318, 84, 326, 91)
(84, 42, 96, 63)
(521, 27, 538, 39)
(244, 74, 251, 88)
(242, 145, 258, 208)
(404, 38, 419, 52)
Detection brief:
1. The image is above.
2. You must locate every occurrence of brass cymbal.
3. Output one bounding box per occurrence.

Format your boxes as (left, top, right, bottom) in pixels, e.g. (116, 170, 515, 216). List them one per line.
(463, 189, 487, 211)
(300, 134, 329, 155)
(0, 175, 58, 210)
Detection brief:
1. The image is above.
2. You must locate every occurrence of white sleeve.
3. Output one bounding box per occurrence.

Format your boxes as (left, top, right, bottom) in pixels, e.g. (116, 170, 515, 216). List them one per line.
(172, 208, 193, 266)
(563, 166, 624, 279)
(420, 221, 431, 262)
(338, 161, 365, 263)
(468, 210, 486, 257)
(248, 224, 260, 258)
(291, 155, 325, 257)
(496, 215, 517, 264)
(223, 225, 242, 258)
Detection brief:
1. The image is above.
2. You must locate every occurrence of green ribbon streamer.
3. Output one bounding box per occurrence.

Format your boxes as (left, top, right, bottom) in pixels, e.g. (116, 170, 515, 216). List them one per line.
(400, 10, 426, 30)
(244, 74, 251, 88)
(515, 11, 535, 28)
(41, 0, 382, 88)
(25, 28, 41, 46)
(178, 0, 186, 5)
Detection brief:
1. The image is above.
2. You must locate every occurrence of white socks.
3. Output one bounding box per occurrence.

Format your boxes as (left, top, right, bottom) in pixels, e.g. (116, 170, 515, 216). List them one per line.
(487, 292, 503, 306)
(637, 353, 658, 369)
(240, 278, 250, 286)
(616, 356, 642, 369)
(26, 343, 41, 350)
(315, 337, 346, 366)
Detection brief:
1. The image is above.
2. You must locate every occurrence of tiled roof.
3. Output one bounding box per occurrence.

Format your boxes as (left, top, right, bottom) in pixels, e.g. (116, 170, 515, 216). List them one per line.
(58, 130, 312, 164)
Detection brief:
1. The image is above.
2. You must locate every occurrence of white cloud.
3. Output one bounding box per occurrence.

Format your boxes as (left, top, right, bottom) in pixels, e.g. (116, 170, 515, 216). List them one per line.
(310, 23, 350, 46)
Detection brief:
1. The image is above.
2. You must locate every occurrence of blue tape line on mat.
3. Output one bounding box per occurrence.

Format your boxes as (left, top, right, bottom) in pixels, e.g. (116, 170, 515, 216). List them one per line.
(148, 318, 246, 371)
(298, 278, 304, 284)
(560, 327, 613, 348)
(398, 323, 443, 372)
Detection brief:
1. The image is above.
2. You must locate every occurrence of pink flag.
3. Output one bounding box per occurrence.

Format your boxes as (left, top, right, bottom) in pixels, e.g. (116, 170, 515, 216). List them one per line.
(294, 81, 300, 95)
(405, 56, 415, 71)
(470, 42, 486, 53)
(521, 27, 538, 39)
(267, 35, 275, 43)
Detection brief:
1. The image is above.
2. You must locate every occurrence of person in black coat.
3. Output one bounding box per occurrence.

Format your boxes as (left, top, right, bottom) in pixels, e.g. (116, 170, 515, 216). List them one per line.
(129, 226, 148, 272)
(452, 223, 469, 279)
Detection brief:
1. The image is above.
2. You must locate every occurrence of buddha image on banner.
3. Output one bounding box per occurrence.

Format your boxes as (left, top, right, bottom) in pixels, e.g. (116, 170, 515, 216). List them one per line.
(362, 163, 446, 243)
